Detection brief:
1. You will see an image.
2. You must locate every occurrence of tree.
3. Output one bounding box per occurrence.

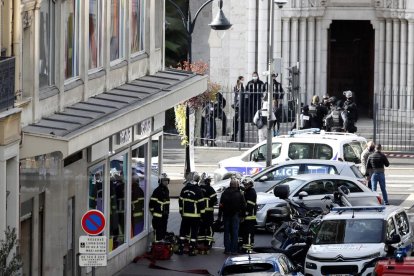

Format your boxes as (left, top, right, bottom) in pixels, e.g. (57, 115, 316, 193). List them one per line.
(0, 227, 22, 276)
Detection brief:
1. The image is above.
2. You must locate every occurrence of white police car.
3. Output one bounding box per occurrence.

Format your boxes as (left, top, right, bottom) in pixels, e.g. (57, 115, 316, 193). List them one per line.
(214, 129, 366, 182)
(305, 206, 414, 276)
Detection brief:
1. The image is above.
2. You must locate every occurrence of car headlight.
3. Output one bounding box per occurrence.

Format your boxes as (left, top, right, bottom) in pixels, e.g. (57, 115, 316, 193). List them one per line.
(257, 204, 266, 211)
(305, 262, 317, 270)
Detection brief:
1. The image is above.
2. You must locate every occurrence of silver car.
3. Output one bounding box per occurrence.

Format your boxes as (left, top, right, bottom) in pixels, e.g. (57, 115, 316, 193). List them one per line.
(256, 174, 382, 230)
(212, 159, 367, 203)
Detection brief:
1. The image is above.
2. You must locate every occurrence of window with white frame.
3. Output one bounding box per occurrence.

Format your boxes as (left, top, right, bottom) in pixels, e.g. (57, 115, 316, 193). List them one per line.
(39, 0, 55, 89)
(64, 0, 80, 80)
(131, 0, 144, 54)
(154, 0, 162, 49)
(110, 0, 126, 62)
(89, 0, 103, 70)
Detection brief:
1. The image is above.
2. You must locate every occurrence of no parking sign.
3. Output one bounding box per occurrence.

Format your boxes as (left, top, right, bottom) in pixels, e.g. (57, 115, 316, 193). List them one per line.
(81, 210, 106, 236)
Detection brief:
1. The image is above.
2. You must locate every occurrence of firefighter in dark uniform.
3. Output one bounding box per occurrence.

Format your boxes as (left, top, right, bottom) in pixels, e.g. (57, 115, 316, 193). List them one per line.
(324, 96, 344, 132)
(198, 173, 217, 254)
(177, 172, 205, 256)
(240, 177, 257, 254)
(131, 173, 145, 236)
(149, 173, 170, 242)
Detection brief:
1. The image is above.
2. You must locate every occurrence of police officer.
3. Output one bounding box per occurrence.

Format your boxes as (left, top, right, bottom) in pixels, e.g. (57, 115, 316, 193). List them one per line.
(309, 95, 326, 129)
(177, 172, 205, 256)
(131, 173, 145, 236)
(198, 173, 218, 254)
(324, 96, 344, 132)
(149, 173, 170, 243)
(240, 177, 257, 253)
(342, 90, 358, 133)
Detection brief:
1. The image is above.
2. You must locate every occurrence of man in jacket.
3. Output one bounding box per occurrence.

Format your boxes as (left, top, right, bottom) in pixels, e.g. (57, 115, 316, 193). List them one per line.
(149, 173, 170, 242)
(198, 173, 218, 254)
(360, 141, 375, 190)
(177, 172, 205, 256)
(324, 97, 343, 132)
(240, 177, 257, 254)
(367, 144, 390, 205)
(246, 72, 266, 122)
(218, 178, 246, 255)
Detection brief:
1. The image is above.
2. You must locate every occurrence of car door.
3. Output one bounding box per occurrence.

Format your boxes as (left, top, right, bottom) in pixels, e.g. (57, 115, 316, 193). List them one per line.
(254, 164, 302, 193)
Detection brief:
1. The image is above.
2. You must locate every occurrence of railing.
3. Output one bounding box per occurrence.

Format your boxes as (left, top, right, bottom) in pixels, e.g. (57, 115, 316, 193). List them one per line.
(0, 57, 15, 112)
(373, 90, 414, 152)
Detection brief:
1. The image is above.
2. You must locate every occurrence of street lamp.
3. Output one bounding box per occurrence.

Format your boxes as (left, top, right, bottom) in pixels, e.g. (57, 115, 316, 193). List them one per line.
(167, 0, 232, 175)
(266, 0, 287, 167)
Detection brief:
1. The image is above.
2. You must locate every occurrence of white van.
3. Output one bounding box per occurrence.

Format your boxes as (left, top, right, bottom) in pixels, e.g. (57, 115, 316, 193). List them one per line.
(214, 130, 367, 181)
(305, 206, 414, 276)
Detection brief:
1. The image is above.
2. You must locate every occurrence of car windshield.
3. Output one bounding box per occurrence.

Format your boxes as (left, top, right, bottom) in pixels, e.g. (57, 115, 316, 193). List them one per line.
(266, 177, 306, 193)
(221, 263, 276, 275)
(314, 219, 384, 244)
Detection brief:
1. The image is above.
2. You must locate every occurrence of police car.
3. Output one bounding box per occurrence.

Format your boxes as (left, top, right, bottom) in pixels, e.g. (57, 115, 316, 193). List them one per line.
(214, 129, 366, 182)
(305, 206, 414, 276)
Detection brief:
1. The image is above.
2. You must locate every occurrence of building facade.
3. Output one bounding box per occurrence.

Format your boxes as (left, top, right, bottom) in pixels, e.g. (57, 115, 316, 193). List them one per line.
(201, 0, 414, 116)
(1, 0, 207, 275)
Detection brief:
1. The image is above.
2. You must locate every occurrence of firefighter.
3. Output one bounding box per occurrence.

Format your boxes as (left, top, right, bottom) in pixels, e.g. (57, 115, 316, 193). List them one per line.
(149, 173, 170, 243)
(131, 173, 145, 236)
(198, 173, 217, 254)
(177, 172, 205, 256)
(240, 177, 257, 254)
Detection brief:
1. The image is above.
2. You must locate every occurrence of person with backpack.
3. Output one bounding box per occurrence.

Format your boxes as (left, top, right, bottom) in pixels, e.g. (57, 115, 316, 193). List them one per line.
(324, 96, 344, 132)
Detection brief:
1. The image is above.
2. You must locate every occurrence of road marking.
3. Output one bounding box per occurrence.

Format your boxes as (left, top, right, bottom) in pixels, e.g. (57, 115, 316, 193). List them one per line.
(400, 194, 414, 210)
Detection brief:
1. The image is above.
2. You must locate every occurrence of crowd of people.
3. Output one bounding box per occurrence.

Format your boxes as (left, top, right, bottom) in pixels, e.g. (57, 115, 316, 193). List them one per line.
(149, 172, 257, 256)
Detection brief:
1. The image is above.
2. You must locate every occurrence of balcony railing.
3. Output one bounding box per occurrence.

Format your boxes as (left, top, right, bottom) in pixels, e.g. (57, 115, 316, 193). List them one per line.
(0, 56, 15, 112)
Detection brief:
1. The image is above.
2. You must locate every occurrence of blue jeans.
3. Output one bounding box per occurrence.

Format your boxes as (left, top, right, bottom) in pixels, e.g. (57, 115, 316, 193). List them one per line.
(223, 214, 240, 253)
(371, 172, 388, 204)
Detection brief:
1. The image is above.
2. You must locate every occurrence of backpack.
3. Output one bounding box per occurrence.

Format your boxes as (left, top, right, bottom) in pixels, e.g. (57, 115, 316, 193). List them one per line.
(151, 242, 173, 260)
(256, 111, 267, 129)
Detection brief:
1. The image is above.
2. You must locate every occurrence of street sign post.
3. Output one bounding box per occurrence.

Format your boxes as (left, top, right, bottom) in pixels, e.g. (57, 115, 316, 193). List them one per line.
(81, 209, 106, 236)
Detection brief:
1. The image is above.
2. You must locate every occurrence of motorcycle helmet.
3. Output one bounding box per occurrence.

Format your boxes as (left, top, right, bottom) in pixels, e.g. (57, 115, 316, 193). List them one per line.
(158, 173, 170, 185)
(241, 177, 254, 189)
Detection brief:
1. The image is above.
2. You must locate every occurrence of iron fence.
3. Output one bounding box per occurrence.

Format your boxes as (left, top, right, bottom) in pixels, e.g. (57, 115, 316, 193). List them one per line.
(373, 91, 414, 152)
(0, 56, 15, 112)
(192, 90, 297, 149)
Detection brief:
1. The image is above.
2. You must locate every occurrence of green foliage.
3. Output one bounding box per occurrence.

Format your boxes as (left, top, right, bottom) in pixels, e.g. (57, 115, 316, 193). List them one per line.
(0, 227, 22, 276)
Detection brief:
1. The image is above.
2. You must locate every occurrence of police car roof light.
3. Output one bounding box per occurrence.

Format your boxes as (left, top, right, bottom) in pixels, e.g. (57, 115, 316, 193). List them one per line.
(331, 206, 386, 213)
(288, 128, 321, 137)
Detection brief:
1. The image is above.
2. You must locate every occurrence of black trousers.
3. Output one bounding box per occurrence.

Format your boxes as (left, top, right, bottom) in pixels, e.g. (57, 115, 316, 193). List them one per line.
(198, 212, 214, 247)
(152, 217, 167, 242)
(179, 217, 200, 244)
(241, 220, 256, 252)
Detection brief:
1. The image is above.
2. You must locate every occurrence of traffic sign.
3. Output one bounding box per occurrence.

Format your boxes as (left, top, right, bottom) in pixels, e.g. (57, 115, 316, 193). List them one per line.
(79, 254, 107, 267)
(81, 210, 106, 235)
(79, 236, 106, 254)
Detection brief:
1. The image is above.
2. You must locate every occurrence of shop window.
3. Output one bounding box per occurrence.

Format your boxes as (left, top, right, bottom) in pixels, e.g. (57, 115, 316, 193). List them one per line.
(131, 144, 147, 238)
(89, 0, 103, 70)
(65, 0, 80, 79)
(39, 0, 55, 88)
(88, 164, 105, 212)
(110, 0, 126, 62)
(109, 153, 128, 251)
(131, 0, 144, 54)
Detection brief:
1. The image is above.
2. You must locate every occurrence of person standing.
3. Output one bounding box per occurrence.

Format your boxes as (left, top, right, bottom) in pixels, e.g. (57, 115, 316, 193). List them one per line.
(131, 173, 145, 236)
(324, 97, 343, 132)
(253, 100, 276, 142)
(231, 76, 245, 142)
(218, 178, 246, 255)
(273, 103, 283, 136)
(360, 141, 375, 190)
(309, 95, 326, 129)
(342, 90, 358, 133)
(177, 172, 205, 256)
(366, 144, 390, 205)
(240, 177, 257, 254)
(198, 173, 218, 254)
(246, 72, 266, 122)
(291, 105, 311, 131)
(149, 173, 170, 242)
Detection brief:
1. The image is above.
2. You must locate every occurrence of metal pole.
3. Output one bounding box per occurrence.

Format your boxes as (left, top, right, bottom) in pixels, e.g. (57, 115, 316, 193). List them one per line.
(266, 0, 274, 167)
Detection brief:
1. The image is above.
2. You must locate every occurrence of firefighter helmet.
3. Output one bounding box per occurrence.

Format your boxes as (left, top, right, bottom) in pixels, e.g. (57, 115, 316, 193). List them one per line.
(241, 177, 254, 189)
(158, 173, 170, 185)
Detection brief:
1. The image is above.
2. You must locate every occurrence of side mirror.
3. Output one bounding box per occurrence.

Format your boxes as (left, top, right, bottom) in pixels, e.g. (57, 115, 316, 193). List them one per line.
(298, 191, 309, 200)
(259, 175, 268, 182)
(385, 234, 401, 245)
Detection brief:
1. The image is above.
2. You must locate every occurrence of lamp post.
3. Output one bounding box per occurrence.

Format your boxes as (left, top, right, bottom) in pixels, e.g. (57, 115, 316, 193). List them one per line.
(167, 0, 232, 175)
(266, 0, 287, 167)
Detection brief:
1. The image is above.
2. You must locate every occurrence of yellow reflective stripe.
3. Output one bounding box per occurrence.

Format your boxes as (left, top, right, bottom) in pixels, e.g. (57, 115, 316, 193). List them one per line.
(133, 212, 143, 217)
(182, 213, 200, 218)
(205, 208, 214, 212)
(210, 193, 217, 198)
(245, 215, 256, 220)
(89, 196, 95, 200)
(247, 200, 256, 206)
(152, 213, 162, 217)
(182, 198, 198, 203)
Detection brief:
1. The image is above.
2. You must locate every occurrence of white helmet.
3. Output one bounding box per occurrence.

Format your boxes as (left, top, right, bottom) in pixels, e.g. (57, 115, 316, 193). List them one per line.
(343, 90, 353, 99)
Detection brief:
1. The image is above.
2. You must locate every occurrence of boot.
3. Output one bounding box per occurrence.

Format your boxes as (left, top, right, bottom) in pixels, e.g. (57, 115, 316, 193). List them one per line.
(175, 243, 184, 255)
(188, 242, 197, 256)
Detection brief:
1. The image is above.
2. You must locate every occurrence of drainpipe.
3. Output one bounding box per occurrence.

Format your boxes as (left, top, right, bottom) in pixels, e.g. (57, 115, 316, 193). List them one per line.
(255, 0, 259, 72)
(13, 0, 22, 96)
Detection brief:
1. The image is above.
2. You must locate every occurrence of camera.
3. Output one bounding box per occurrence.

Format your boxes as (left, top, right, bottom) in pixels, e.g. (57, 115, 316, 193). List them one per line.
(274, 0, 288, 9)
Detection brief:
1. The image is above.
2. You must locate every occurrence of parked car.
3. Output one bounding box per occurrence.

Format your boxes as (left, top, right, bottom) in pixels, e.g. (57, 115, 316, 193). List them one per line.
(212, 159, 366, 197)
(255, 174, 381, 230)
(219, 253, 303, 275)
(214, 129, 366, 182)
(374, 255, 414, 275)
(305, 206, 414, 276)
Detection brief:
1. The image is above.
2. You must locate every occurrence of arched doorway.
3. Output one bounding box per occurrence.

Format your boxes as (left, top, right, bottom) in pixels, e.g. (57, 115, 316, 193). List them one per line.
(327, 20, 375, 116)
